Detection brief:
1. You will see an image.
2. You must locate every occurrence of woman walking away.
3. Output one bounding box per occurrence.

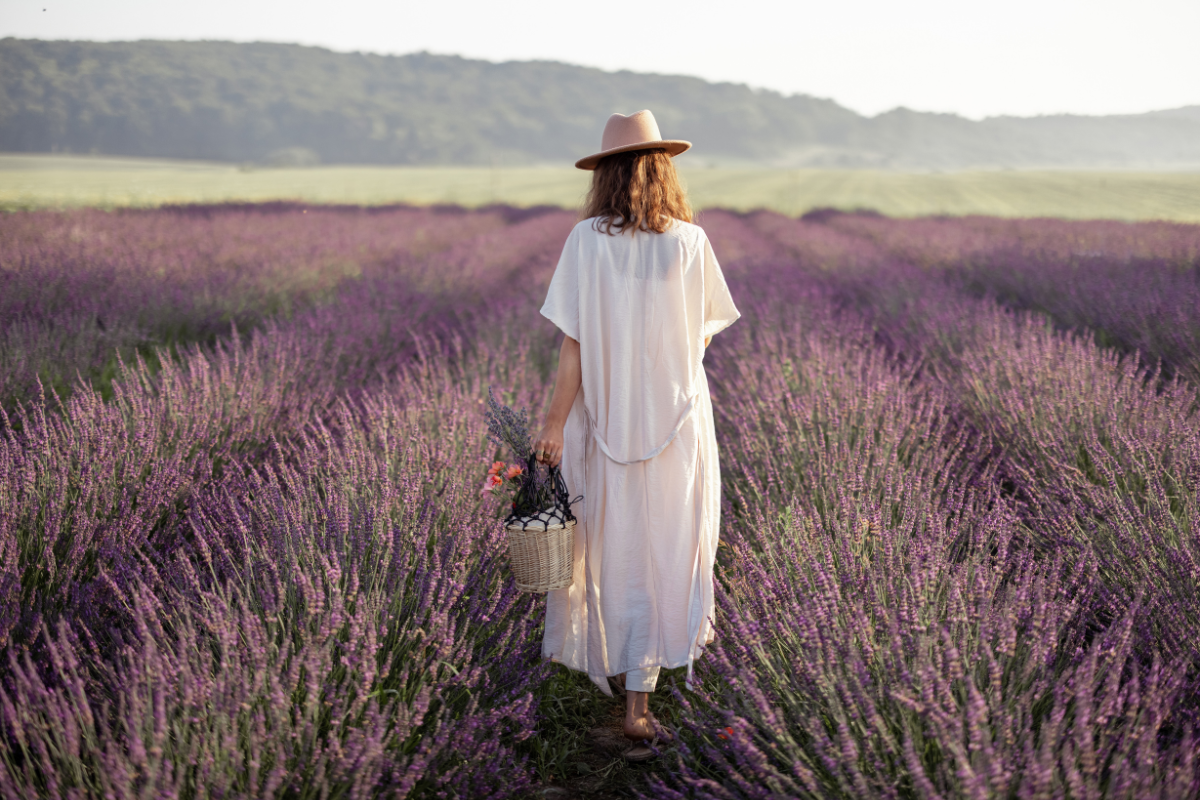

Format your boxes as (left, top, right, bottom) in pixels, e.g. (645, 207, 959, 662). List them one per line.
(532, 110, 740, 762)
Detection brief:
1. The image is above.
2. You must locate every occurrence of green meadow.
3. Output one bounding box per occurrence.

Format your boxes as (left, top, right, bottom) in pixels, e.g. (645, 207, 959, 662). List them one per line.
(2, 153, 1199, 220)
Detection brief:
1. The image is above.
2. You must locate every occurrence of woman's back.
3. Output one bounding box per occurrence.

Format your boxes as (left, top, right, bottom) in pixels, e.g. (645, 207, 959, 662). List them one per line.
(544, 218, 732, 464)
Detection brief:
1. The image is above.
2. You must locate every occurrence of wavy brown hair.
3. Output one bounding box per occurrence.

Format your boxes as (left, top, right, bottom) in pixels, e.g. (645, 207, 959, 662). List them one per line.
(581, 148, 693, 235)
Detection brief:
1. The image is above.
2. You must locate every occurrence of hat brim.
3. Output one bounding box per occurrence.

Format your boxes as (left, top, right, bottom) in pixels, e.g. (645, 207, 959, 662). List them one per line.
(574, 139, 692, 171)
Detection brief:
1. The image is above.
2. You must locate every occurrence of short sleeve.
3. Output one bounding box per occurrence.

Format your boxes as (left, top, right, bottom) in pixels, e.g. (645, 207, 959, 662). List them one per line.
(540, 227, 581, 341)
(701, 235, 740, 339)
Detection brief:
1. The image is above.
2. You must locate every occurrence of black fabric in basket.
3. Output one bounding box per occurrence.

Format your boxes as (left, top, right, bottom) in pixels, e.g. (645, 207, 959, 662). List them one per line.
(504, 455, 579, 530)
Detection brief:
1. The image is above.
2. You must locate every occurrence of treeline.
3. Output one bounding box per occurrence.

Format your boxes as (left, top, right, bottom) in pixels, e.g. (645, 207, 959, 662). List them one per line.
(2, 38, 1199, 169)
(0, 39, 861, 166)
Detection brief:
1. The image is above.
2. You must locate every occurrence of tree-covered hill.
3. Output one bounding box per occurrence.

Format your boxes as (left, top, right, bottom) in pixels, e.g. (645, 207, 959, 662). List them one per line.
(2, 38, 1199, 169)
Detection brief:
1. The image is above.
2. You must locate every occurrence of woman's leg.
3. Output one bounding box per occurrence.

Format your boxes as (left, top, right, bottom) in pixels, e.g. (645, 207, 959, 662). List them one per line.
(624, 690, 652, 739)
(623, 667, 660, 740)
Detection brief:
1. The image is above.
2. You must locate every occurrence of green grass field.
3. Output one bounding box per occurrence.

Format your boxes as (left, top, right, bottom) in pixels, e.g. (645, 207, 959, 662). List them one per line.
(3, 153, 1200, 220)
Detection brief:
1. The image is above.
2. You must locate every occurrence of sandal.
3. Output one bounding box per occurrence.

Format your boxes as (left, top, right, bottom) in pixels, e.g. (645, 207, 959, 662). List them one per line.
(623, 743, 657, 763)
(622, 712, 670, 763)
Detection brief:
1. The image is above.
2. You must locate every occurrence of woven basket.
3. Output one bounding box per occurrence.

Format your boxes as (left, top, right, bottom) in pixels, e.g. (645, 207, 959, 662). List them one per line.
(505, 512, 575, 593)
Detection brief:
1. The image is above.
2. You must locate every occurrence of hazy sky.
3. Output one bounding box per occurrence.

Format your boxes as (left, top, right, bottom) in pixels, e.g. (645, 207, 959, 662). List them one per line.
(3, 0, 1198, 119)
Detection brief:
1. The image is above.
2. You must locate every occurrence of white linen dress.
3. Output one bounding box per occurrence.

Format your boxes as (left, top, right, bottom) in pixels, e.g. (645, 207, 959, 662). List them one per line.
(539, 217, 740, 695)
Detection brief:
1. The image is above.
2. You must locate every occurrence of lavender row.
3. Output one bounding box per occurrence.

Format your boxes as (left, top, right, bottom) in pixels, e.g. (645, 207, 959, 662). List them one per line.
(0, 206, 578, 795)
(0, 204, 517, 407)
(0, 316, 559, 796)
(0, 208, 576, 654)
(760, 243, 1200, 699)
(655, 268, 1200, 797)
(751, 210, 1200, 384)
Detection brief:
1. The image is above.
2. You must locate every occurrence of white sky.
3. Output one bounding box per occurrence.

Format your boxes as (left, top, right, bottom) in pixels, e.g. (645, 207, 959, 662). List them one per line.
(2, 0, 1198, 119)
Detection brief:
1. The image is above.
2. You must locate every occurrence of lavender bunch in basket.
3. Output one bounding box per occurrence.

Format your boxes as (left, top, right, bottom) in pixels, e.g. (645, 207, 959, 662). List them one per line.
(484, 387, 551, 519)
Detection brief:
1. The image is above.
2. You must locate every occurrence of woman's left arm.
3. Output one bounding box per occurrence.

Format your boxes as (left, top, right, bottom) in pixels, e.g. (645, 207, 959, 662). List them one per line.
(534, 335, 582, 467)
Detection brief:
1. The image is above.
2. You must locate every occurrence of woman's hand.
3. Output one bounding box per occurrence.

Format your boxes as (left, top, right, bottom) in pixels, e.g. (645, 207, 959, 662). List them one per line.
(533, 423, 565, 467)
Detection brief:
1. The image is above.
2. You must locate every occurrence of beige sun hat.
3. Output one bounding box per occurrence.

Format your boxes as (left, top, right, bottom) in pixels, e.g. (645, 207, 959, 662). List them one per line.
(574, 110, 692, 170)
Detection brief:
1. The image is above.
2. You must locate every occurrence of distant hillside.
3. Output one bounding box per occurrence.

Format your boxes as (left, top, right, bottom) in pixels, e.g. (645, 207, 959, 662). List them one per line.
(2, 38, 1199, 169)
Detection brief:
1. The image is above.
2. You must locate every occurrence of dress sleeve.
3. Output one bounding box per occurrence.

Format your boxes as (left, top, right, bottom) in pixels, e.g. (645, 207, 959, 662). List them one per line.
(701, 234, 740, 339)
(540, 227, 581, 341)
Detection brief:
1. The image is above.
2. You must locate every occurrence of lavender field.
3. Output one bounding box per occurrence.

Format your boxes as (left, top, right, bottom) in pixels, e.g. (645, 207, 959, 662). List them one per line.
(1, 203, 1199, 798)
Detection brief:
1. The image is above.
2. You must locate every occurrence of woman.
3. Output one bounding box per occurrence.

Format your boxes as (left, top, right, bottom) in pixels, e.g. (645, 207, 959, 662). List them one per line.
(534, 110, 739, 760)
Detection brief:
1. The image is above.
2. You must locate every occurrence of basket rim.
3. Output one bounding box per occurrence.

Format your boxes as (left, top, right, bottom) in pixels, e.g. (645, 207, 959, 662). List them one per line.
(504, 517, 577, 532)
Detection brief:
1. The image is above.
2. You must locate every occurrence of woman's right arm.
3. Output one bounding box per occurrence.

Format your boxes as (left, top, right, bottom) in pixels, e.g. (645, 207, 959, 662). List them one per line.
(534, 335, 582, 467)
